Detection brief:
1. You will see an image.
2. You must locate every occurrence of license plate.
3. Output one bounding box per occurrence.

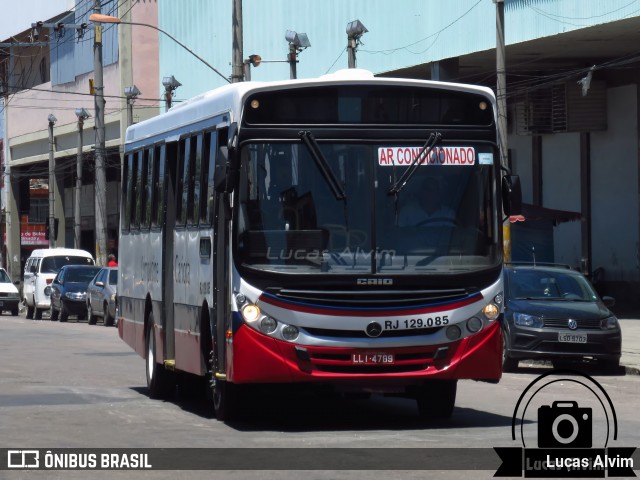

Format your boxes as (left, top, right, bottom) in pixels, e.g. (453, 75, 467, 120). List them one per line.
(352, 353, 395, 365)
(0, 301, 3, 306)
(558, 333, 587, 343)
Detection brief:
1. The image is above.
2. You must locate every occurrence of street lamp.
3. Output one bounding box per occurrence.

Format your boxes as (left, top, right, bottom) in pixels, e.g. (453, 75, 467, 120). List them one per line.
(346, 19, 368, 68)
(89, 13, 229, 84)
(124, 84, 141, 126)
(47, 114, 57, 248)
(162, 75, 181, 111)
(243, 55, 261, 81)
(74, 108, 91, 249)
(285, 30, 310, 79)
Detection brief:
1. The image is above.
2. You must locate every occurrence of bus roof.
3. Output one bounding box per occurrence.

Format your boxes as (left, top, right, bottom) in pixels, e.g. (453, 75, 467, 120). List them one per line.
(125, 69, 496, 146)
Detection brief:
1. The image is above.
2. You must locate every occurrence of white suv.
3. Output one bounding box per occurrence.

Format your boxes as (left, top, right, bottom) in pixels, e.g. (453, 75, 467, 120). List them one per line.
(23, 248, 95, 319)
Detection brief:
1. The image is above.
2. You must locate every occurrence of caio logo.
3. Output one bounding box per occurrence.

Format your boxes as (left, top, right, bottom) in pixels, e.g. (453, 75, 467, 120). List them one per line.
(356, 278, 393, 286)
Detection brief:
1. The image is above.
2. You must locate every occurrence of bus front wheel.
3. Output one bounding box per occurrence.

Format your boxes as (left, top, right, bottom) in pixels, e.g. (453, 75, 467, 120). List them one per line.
(212, 379, 238, 421)
(146, 316, 174, 399)
(416, 380, 457, 419)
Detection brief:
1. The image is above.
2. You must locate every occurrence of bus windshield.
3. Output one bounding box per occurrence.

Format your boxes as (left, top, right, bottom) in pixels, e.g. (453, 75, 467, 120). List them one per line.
(235, 141, 499, 276)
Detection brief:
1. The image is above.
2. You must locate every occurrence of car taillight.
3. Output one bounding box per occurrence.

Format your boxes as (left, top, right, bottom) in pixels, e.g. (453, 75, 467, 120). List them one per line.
(46, 279, 53, 284)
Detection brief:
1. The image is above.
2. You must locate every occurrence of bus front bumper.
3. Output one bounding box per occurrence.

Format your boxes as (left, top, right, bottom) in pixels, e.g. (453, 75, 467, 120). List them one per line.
(227, 320, 502, 388)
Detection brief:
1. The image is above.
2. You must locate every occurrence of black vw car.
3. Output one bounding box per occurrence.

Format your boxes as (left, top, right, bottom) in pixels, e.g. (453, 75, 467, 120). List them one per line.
(501, 264, 621, 372)
(50, 265, 101, 322)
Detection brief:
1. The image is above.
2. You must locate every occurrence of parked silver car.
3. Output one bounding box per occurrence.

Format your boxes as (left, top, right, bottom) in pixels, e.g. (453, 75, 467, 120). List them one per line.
(86, 267, 118, 326)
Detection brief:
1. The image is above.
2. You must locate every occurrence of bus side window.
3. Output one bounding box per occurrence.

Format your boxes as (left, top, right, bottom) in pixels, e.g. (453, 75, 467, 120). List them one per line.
(188, 134, 201, 225)
(132, 150, 141, 230)
(202, 130, 218, 225)
(151, 145, 165, 228)
(177, 138, 188, 226)
(142, 147, 153, 229)
(122, 153, 133, 231)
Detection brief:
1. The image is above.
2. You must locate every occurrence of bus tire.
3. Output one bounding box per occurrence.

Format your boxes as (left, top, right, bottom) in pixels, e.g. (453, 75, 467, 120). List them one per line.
(34, 306, 43, 320)
(146, 316, 174, 399)
(26, 303, 34, 319)
(212, 379, 238, 422)
(416, 380, 457, 419)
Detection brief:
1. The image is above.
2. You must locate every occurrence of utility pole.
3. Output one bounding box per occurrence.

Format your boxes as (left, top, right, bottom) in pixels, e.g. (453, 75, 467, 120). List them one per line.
(47, 114, 57, 248)
(75, 109, 90, 249)
(93, 0, 107, 265)
(495, 0, 511, 261)
(231, 0, 243, 83)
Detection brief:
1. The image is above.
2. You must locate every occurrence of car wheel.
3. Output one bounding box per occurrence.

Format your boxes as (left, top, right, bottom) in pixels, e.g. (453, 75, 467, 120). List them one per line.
(26, 302, 34, 320)
(34, 306, 43, 320)
(502, 328, 519, 372)
(87, 304, 97, 325)
(11, 307, 19, 316)
(416, 380, 457, 419)
(146, 313, 174, 398)
(103, 302, 114, 327)
(50, 307, 59, 321)
(59, 303, 69, 322)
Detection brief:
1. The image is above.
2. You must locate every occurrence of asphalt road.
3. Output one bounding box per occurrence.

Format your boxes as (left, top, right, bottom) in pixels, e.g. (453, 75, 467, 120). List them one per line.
(1, 313, 639, 480)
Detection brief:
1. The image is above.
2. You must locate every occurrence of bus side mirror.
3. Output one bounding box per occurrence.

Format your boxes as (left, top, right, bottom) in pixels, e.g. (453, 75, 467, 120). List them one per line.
(214, 123, 239, 194)
(502, 174, 522, 216)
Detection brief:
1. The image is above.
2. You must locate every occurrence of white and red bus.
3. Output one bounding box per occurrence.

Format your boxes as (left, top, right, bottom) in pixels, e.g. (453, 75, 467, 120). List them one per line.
(117, 69, 521, 420)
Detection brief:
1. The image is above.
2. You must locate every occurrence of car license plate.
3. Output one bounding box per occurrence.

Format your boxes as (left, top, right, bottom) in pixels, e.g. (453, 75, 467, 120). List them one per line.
(558, 333, 587, 343)
(352, 353, 395, 365)
(0, 301, 3, 306)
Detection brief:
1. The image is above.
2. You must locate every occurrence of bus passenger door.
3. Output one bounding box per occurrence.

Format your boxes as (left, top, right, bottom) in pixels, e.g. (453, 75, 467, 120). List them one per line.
(162, 142, 178, 361)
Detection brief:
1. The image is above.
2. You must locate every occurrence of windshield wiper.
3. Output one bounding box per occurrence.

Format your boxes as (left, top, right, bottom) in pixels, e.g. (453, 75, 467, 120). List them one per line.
(299, 131, 346, 200)
(388, 132, 442, 195)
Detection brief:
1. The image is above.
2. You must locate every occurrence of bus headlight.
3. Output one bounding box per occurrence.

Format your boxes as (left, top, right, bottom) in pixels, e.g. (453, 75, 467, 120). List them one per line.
(260, 316, 278, 334)
(466, 317, 483, 333)
(241, 304, 261, 322)
(482, 303, 500, 320)
(282, 325, 299, 341)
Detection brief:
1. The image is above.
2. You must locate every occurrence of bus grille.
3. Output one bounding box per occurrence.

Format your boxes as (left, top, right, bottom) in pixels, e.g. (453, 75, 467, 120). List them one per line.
(264, 288, 472, 308)
(303, 326, 442, 339)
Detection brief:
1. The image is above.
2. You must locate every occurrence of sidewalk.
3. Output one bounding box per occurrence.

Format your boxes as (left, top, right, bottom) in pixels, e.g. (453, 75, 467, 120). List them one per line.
(618, 318, 640, 375)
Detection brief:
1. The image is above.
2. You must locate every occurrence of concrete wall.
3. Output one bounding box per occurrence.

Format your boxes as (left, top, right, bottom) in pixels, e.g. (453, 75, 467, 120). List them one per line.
(543, 133, 581, 267)
(509, 84, 640, 285)
(591, 84, 639, 282)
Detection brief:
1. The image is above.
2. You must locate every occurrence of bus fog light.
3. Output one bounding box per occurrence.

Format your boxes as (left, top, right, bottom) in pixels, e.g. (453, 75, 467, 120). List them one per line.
(260, 316, 277, 334)
(241, 304, 261, 322)
(282, 325, 299, 341)
(483, 303, 499, 320)
(445, 325, 461, 340)
(466, 317, 483, 333)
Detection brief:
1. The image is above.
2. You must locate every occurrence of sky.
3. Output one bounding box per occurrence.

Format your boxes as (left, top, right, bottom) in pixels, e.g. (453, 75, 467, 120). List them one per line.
(0, 0, 74, 40)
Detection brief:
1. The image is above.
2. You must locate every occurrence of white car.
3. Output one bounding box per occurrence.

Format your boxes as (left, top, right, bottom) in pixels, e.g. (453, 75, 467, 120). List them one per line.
(0, 267, 20, 316)
(23, 248, 95, 319)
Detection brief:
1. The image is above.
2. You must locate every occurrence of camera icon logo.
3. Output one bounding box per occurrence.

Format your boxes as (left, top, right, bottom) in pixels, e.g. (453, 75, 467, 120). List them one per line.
(538, 401, 592, 448)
